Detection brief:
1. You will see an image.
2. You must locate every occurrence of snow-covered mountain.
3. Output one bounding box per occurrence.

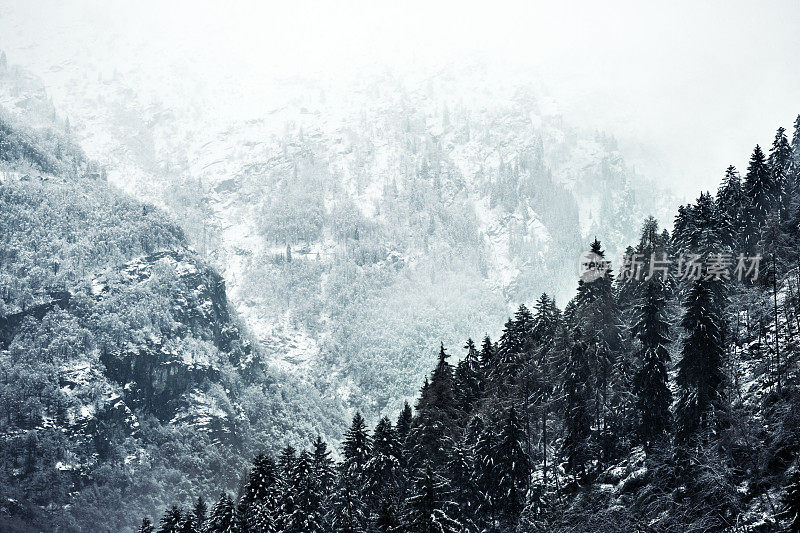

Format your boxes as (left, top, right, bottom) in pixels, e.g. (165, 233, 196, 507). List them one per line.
(0, 41, 675, 424)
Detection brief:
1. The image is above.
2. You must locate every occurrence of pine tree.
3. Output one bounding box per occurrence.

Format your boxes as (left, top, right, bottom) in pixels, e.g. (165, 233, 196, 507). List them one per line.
(632, 276, 673, 450)
(562, 333, 594, 478)
(208, 493, 238, 533)
(312, 436, 335, 496)
(675, 279, 726, 445)
(395, 401, 413, 445)
(492, 305, 534, 385)
(479, 335, 496, 373)
(768, 126, 794, 216)
(745, 144, 776, 251)
(284, 450, 325, 533)
(157, 506, 184, 533)
(179, 515, 196, 533)
(365, 417, 403, 506)
(278, 445, 297, 482)
(243, 454, 279, 505)
(409, 344, 459, 466)
(193, 496, 208, 530)
(716, 166, 746, 248)
(138, 517, 156, 533)
(572, 239, 623, 460)
(405, 464, 462, 533)
(454, 338, 482, 413)
(494, 405, 531, 526)
(342, 412, 372, 473)
(473, 422, 499, 527)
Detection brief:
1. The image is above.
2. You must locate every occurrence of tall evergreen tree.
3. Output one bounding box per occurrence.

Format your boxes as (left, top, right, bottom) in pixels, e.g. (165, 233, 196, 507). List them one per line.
(311, 436, 336, 497)
(180, 515, 196, 533)
(208, 493, 239, 533)
(494, 405, 531, 526)
(492, 305, 534, 385)
(157, 506, 184, 533)
(405, 464, 462, 533)
(473, 422, 499, 528)
(675, 279, 726, 445)
(243, 454, 279, 506)
(716, 165, 747, 248)
(562, 333, 594, 478)
(139, 517, 156, 533)
(396, 401, 413, 445)
(572, 239, 623, 459)
(193, 496, 208, 530)
(631, 276, 673, 450)
(454, 338, 483, 413)
(479, 335, 496, 373)
(409, 344, 459, 466)
(284, 450, 325, 533)
(278, 445, 297, 482)
(768, 126, 794, 217)
(365, 417, 403, 506)
(342, 412, 372, 473)
(744, 144, 776, 251)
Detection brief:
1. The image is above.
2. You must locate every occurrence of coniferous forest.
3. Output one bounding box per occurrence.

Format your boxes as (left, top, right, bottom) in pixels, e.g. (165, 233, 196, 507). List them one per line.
(2, 6, 800, 532)
(138, 119, 800, 531)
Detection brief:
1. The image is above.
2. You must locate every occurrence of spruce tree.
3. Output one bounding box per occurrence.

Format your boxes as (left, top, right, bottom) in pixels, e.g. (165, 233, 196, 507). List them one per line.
(311, 436, 335, 497)
(193, 496, 208, 530)
(768, 126, 794, 216)
(405, 464, 462, 533)
(139, 517, 156, 533)
(454, 338, 483, 413)
(562, 333, 594, 479)
(479, 335, 496, 373)
(243, 454, 279, 506)
(494, 405, 531, 526)
(473, 422, 499, 527)
(531, 293, 560, 345)
(745, 144, 776, 251)
(208, 493, 238, 533)
(632, 276, 673, 450)
(365, 417, 402, 506)
(446, 432, 479, 529)
(395, 401, 413, 445)
(179, 515, 196, 533)
(373, 497, 403, 533)
(409, 344, 459, 466)
(342, 412, 372, 473)
(492, 305, 534, 385)
(278, 445, 297, 482)
(284, 450, 324, 533)
(716, 165, 746, 248)
(157, 506, 184, 533)
(572, 239, 623, 461)
(675, 279, 726, 445)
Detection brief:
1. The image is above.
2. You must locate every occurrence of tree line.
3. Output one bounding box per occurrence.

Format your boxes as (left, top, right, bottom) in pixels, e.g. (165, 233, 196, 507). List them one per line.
(140, 116, 800, 532)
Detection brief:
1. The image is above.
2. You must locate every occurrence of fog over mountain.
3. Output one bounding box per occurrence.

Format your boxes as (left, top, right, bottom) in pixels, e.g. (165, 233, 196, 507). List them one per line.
(2, 0, 799, 197)
(2, 2, 800, 532)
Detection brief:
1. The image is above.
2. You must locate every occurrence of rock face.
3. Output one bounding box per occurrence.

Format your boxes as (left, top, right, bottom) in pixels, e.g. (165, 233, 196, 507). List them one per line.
(91, 250, 250, 426)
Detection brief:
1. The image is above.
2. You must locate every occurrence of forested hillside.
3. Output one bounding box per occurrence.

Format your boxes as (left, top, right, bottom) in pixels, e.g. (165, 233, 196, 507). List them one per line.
(144, 118, 800, 532)
(0, 48, 674, 423)
(0, 110, 343, 531)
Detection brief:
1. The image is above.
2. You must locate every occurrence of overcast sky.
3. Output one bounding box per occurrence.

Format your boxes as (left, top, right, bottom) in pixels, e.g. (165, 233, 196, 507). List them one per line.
(1, 0, 799, 199)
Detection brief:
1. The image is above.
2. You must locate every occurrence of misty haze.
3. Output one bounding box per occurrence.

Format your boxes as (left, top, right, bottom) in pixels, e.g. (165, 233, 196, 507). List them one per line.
(1, 1, 800, 532)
